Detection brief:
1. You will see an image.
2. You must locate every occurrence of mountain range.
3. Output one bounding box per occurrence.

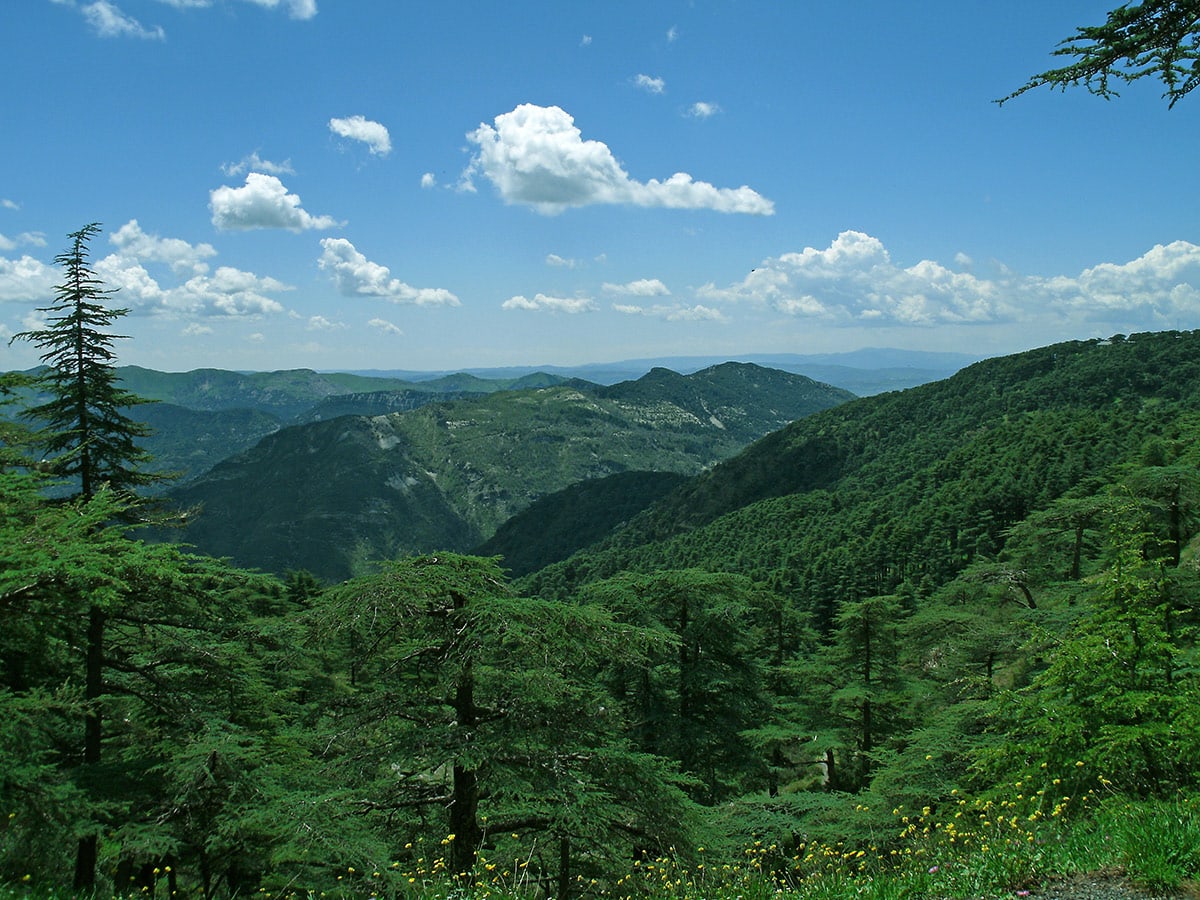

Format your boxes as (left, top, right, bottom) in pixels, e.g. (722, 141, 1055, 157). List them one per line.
(163, 362, 853, 580)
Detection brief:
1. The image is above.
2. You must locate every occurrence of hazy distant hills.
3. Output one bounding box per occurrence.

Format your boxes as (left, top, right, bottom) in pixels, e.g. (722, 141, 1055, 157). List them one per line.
(164, 363, 853, 580)
(342, 348, 979, 397)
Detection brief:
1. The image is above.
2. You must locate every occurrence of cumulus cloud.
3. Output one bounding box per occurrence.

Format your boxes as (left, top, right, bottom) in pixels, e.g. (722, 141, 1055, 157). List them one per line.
(0, 218, 285, 316)
(1, 200, 19, 211)
(96, 252, 291, 317)
(0, 255, 55, 302)
(221, 152, 295, 177)
(613, 302, 728, 322)
(634, 74, 665, 94)
(667, 25, 678, 42)
(546, 253, 580, 269)
(329, 115, 392, 157)
(580, 34, 592, 46)
(696, 231, 1200, 332)
(603, 278, 671, 296)
(462, 103, 773, 215)
(110, 220, 216, 275)
(502, 293, 597, 313)
(686, 101, 721, 119)
(318, 238, 460, 306)
(421, 172, 437, 189)
(210, 173, 341, 231)
(369, 317, 404, 336)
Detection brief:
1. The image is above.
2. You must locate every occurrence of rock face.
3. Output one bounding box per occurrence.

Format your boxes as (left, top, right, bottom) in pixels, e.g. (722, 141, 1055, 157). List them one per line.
(165, 363, 853, 580)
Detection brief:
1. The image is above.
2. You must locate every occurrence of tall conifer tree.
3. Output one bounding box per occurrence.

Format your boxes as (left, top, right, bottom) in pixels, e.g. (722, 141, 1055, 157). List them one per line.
(10, 223, 157, 890)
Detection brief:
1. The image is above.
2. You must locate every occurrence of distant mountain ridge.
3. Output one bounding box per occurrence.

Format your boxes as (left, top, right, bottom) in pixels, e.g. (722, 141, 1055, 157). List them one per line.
(337, 348, 979, 396)
(164, 362, 853, 580)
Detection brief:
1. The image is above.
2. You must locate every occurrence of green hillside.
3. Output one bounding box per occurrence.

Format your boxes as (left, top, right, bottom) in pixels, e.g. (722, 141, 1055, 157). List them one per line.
(523, 332, 1200, 600)
(474, 469, 689, 577)
(5, 334, 1200, 899)
(167, 362, 851, 579)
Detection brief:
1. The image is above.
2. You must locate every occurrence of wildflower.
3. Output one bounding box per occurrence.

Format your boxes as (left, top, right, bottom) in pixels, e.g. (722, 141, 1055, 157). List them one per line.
(928, 866, 939, 874)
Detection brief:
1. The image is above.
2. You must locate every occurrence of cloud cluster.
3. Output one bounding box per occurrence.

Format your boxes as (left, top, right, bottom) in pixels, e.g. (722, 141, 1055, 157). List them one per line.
(696, 231, 1200, 332)
(462, 104, 773, 216)
(328, 115, 392, 156)
(502, 293, 597, 314)
(318, 238, 460, 306)
(92, 223, 291, 317)
(210, 173, 341, 232)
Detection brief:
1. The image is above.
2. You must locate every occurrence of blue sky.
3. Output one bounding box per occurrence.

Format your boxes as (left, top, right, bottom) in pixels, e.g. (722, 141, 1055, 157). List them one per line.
(2, 1, 1198, 373)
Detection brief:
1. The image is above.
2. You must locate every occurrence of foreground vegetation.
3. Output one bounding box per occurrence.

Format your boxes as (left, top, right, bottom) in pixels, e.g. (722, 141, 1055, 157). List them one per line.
(3, 790, 1198, 898)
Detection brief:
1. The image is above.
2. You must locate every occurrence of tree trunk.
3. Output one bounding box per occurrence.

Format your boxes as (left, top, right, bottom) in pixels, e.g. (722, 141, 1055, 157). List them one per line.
(449, 658, 482, 881)
(73, 603, 105, 892)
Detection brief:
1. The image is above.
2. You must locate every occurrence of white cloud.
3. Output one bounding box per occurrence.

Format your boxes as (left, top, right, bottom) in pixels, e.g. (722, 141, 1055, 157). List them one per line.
(613, 302, 728, 322)
(580, 34, 592, 46)
(78, 1, 165, 39)
(329, 115, 392, 157)
(603, 278, 671, 296)
(0, 255, 55, 302)
(155, 0, 212, 7)
(686, 101, 721, 119)
(634, 74, 665, 94)
(241, 0, 317, 19)
(1, 200, 19, 211)
(369, 317, 403, 336)
(73, 220, 295, 317)
(421, 172, 437, 189)
(502, 293, 597, 314)
(667, 25, 678, 42)
(462, 103, 773, 215)
(181, 322, 213, 336)
(210, 173, 341, 231)
(545, 253, 580, 269)
(0, 232, 46, 252)
(318, 237, 460, 306)
(95, 253, 291, 317)
(110, 220, 216, 275)
(696, 231, 1200, 332)
(221, 151, 296, 177)
(306, 314, 345, 330)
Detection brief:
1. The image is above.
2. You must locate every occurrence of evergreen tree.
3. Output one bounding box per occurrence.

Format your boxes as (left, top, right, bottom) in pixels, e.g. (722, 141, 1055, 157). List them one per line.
(9, 223, 160, 890)
(11, 222, 157, 501)
(305, 554, 697, 892)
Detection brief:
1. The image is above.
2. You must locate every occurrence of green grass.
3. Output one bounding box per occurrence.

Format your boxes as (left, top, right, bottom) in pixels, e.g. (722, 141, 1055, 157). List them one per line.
(4, 790, 1198, 900)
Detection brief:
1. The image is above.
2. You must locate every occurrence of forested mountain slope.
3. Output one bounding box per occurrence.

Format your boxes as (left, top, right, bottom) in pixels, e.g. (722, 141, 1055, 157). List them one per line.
(523, 332, 1200, 608)
(168, 362, 851, 579)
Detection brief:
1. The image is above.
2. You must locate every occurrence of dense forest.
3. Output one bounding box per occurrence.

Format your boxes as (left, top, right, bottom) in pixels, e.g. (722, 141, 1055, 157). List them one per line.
(2, 229, 1199, 899)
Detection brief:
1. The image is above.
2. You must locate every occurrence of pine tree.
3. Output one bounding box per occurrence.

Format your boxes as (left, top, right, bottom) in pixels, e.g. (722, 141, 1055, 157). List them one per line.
(11, 222, 156, 501)
(9, 223, 159, 890)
